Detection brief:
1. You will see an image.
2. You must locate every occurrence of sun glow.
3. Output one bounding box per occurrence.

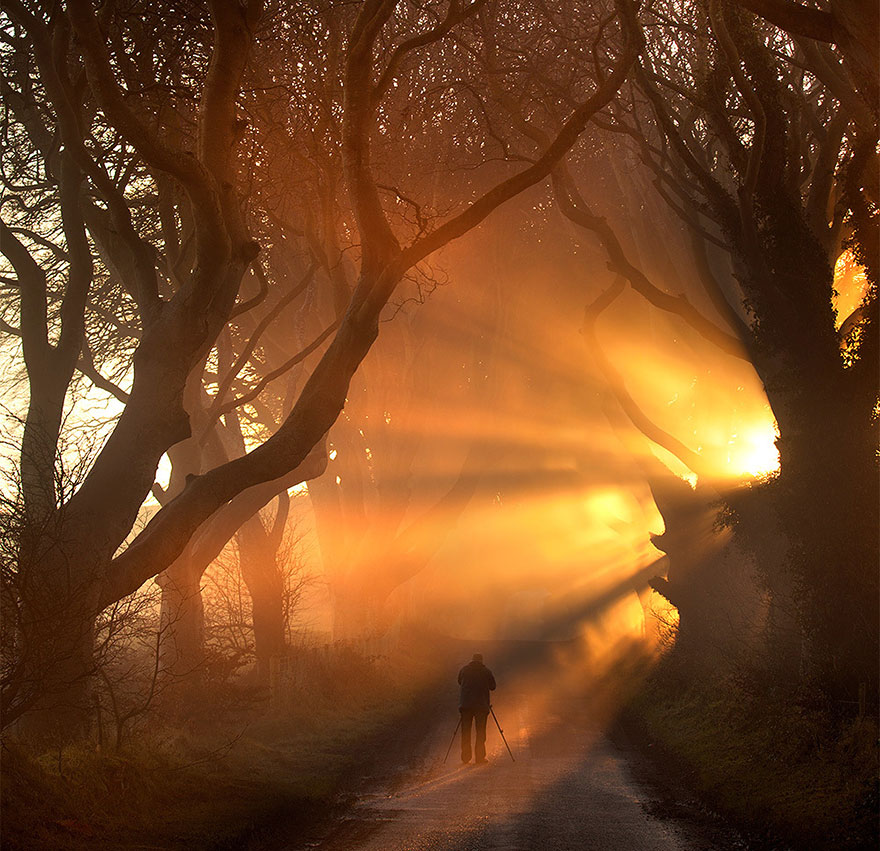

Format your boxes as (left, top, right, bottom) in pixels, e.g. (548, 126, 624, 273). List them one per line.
(726, 420, 780, 478)
(833, 250, 869, 328)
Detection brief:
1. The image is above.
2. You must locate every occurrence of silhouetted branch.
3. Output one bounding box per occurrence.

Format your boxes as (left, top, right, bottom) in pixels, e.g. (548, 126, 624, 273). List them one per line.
(554, 169, 748, 360)
(582, 277, 711, 479)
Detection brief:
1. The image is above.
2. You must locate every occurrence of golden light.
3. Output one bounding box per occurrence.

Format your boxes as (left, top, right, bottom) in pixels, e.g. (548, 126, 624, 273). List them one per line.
(726, 419, 780, 478)
(833, 250, 869, 328)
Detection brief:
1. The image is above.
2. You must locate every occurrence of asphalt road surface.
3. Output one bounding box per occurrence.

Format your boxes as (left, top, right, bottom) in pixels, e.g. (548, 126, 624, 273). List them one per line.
(284, 664, 740, 851)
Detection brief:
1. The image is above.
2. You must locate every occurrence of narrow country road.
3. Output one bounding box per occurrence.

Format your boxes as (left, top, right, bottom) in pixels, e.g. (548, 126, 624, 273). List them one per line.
(282, 648, 742, 851)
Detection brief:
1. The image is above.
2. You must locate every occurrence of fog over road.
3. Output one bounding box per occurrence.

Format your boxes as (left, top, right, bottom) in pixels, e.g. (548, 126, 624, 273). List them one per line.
(284, 645, 742, 851)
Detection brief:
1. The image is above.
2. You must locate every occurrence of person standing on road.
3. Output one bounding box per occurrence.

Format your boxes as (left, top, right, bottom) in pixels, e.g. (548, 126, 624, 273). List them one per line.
(458, 653, 496, 764)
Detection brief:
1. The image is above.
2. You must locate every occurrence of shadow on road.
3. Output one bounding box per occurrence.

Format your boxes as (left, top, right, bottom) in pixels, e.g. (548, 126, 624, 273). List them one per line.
(279, 634, 742, 851)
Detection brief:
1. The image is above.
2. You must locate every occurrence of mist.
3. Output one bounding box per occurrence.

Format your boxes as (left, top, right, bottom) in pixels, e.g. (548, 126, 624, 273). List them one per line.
(2, 1, 876, 849)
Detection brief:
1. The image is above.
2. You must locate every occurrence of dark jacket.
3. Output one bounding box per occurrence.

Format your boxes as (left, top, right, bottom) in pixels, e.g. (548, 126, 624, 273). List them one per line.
(458, 661, 496, 710)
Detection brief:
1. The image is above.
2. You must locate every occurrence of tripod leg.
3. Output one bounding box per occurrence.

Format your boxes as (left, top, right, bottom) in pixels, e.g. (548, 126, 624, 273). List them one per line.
(443, 715, 462, 763)
(489, 705, 516, 763)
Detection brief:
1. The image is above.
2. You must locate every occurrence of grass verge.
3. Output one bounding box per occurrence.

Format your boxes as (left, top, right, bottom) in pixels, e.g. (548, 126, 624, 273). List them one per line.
(1, 645, 441, 850)
(623, 657, 879, 850)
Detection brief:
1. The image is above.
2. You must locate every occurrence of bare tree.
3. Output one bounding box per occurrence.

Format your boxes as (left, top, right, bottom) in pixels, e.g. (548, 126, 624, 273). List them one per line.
(2, 0, 637, 739)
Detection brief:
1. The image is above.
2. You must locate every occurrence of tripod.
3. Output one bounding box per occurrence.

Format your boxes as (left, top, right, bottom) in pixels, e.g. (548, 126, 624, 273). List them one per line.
(443, 706, 515, 763)
(443, 716, 462, 763)
(490, 705, 516, 762)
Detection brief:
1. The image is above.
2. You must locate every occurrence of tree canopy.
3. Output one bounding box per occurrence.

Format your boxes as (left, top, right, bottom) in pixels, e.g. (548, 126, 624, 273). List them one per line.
(1, 0, 876, 741)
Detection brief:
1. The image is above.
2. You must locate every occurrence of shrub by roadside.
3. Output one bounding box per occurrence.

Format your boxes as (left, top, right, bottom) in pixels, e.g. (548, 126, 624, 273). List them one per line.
(624, 657, 879, 851)
(1, 645, 439, 850)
